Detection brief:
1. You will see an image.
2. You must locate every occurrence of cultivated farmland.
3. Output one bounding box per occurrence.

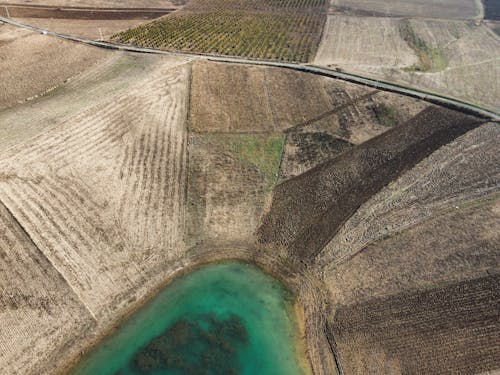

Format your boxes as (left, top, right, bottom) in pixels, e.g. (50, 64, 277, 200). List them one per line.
(332, 274, 500, 374)
(0, 202, 94, 375)
(0, 14, 499, 375)
(0, 0, 184, 8)
(258, 107, 485, 260)
(315, 16, 500, 110)
(0, 23, 109, 110)
(112, 0, 327, 62)
(0, 54, 193, 373)
(322, 194, 500, 374)
(318, 122, 500, 266)
(329, 0, 481, 19)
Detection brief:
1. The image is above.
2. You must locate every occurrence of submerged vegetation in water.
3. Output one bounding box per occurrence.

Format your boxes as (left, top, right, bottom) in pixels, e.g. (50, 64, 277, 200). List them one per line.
(133, 314, 248, 374)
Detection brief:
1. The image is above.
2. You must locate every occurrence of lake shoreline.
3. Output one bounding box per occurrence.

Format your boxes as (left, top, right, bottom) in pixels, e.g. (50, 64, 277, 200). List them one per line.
(59, 246, 319, 375)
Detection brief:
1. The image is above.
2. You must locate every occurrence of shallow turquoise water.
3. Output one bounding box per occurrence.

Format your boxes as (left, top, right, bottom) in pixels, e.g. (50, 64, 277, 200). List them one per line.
(72, 262, 309, 375)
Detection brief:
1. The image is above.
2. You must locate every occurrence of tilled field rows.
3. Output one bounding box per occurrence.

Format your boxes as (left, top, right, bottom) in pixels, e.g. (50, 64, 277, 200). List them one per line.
(333, 274, 500, 374)
(319, 122, 500, 266)
(258, 107, 484, 261)
(0, 201, 94, 375)
(0, 62, 191, 320)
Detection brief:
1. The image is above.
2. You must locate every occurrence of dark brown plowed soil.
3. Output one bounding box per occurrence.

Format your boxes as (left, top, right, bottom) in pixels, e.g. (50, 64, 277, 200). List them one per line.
(484, 0, 500, 20)
(332, 274, 500, 374)
(0, 4, 174, 19)
(257, 106, 485, 261)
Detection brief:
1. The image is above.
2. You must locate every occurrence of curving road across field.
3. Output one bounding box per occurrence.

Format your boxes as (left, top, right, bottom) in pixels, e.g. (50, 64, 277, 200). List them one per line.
(1, 15, 499, 121)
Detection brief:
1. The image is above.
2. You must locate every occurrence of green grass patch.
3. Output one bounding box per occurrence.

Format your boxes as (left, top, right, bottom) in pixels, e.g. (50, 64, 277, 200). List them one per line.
(212, 133, 285, 192)
(399, 20, 448, 72)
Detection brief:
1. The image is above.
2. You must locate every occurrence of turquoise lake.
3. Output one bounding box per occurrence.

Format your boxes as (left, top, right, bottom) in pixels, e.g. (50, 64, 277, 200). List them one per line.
(71, 261, 310, 375)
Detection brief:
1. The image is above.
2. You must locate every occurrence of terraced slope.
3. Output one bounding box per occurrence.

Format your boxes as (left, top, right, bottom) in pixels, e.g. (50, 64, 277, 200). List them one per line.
(258, 107, 485, 261)
(112, 0, 327, 62)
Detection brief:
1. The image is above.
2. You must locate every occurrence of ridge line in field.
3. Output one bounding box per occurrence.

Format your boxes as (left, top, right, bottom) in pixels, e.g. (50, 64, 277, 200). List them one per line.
(0, 196, 98, 321)
(0, 15, 499, 121)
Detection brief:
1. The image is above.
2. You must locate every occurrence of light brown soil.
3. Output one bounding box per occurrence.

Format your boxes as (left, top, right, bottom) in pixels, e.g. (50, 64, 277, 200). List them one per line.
(190, 60, 428, 139)
(0, 43, 498, 375)
(186, 134, 266, 246)
(0, 0, 184, 8)
(0, 201, 95, 375)
(0, 51, 187, 152)
(315, 16, 500, 111)
(0, 24, 110, 111)
(0, 56, 193, 374)
(329, 0, 481, 19)
(11, 17, 153, 39)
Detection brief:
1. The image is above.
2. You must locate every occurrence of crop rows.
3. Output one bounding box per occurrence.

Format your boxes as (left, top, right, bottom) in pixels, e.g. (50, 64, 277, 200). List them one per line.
(112, 0, 327, 62)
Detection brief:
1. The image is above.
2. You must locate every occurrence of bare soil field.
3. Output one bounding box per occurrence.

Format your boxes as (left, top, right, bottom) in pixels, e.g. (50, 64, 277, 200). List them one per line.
(112, 0, 327, 62)
(190, 60, 364, 133)
(186, 134, 269, 246)
(0, 23, 110, 110)
(280, 90, 429, 179)
(329, 0, 481, 19)
(0, 201, 95, 375)
(318, 122, 500, 266)
(0, 51, 187, 152)
(332, 274, 500, 374)
(190, 60, 428, 138)
(10, 17, 153, 39)
(0, 0, 184, 8)
(0, 31, 498, 374)
(314, 16, 500, 111)
(258, 107, 484, 260)
(0, 61, 191, 316)
(0, 4, 175, 19)
(323, 194, 500, 308)
(315, 16, 418, 69)
(484, 0, 500, 20)
(0, 56, 192, 373)
(322, 194, 500, 374)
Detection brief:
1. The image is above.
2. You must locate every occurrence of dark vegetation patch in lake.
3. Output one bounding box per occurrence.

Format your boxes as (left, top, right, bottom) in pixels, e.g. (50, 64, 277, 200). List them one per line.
(133, 314, 247, 374)
(72, 262, 309, 375)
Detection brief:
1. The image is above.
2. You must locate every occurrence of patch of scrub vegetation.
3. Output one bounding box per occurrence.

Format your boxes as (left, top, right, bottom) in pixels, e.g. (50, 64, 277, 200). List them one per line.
(372, 103, 402, 127)
(212, 133, 285, 192)
(399, 20, 448, 72)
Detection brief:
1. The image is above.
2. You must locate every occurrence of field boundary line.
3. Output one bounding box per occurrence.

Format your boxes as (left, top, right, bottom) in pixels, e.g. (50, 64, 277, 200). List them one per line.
(285, 90, 379, 134)
(1, 15, 499, 121)
(0, 196, 98, 322)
